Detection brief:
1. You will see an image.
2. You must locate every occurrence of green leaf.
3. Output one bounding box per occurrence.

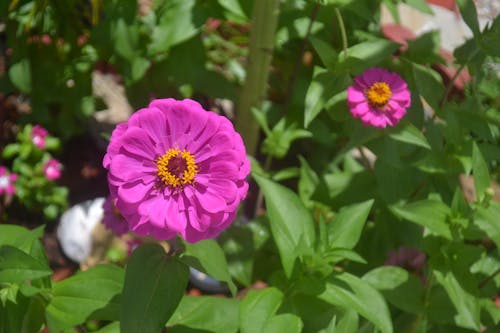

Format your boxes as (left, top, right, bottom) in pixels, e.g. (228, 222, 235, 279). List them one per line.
(113, 19, 139, 61)
(388, 120, 431, 149)
(0, 292, 45, 333)
(167, 296, 239, 333)
(363, 266, 409, 290)
(46, 264, 124, 331)
(322, 248, 367, 265)
(298, 156, 319, 205)
(8, 58, 31, 93)
(239, 288, 284, 333)
(319, 310, 359, 333)
(0, 283, 19, 306)
(382, 274, 425, 314)
(336, 39, 400, 72)
(318, 273, 393, 333)
(148, 0, 199, 55)
(434, 270, 481, 330)
(310, 37, 338, 71)
(1, 144, 20, 159)
(456, 0, 480, 36)
(0, 224, 44, 254)
(304, 67, 350, 127)
(405, 31, 442, 64)
(412, 63, 444, 111)
(253, 174, 315, 277)
(219, 220, 270, 286)
(474, 202, 500, 249)
(472, 142, 491, 201)
(120, 244, 189, 333)
(262, 313, 303, 333)
(404, 0, 433, 14)
(328, 199, 374, 249)
(0, 246, 52, 283)
(391, 200, 452, 239)
(218, 0, 248, 20)
(94, 322, 120, 333)
(181, 239, 236, 295)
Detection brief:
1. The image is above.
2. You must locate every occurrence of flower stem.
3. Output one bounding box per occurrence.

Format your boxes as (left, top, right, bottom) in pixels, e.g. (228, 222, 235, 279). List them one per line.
(335, 8, 348, 56)
(235, 0, 281, 157)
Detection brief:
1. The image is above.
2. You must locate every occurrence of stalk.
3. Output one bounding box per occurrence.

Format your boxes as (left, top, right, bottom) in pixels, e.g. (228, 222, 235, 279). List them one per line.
(236, 0, 280, 157)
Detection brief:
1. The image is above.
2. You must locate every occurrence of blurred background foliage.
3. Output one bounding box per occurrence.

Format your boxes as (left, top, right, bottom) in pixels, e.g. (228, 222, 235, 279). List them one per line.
(0, 0, 500, 332)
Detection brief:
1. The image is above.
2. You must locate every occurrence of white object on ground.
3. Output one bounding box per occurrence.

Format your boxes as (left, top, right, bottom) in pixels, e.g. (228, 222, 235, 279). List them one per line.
(57, 197, 105, 263)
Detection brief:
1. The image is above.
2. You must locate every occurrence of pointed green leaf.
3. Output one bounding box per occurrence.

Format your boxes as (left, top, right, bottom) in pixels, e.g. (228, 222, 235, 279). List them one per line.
(239, 288, 284, 333)
(434, 270, 481, 330)
(472, 142, 490, 201)
(262, 313, 303, 333)
(391, 200, 452, 239)
(328, 200, 374, 249)
(319, 273, 393, 333)
(254, 174, 315, 277)
(412, 63, 444, 111)
(456, 0, 480, 36)
(310, 37, 338, 71)
(474, 202, 500, 249)
(167, 296, 239, 333)
(181, 239, 236, 295)
(121, 244, 189, 333)
(46, 264, 124, 332)
(0, 246, 51, 283)
(389, 121, 431, 149)
(363, 266, 409, 290)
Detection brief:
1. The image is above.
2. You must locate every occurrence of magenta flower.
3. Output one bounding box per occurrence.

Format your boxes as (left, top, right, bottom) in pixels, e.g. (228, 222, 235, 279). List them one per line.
(0, 166, 17, 195)
(43, 158, 62, 180)
(31, 125, 49, 149)
(347, 68, 411, 128)
(103, 98, 250, 243)
(102, 196, 129, 236)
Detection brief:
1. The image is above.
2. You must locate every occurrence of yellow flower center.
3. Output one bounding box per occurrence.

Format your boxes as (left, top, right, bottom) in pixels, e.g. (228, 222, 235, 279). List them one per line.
(366, 82, 392, 108)
(156, 148, 198, 188)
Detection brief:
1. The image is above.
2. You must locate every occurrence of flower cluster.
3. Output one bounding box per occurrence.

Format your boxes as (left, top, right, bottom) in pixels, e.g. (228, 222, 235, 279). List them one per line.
(104, 98, 250, 243)
(1, 124, 67, 219)
(347, 68, 411, 128)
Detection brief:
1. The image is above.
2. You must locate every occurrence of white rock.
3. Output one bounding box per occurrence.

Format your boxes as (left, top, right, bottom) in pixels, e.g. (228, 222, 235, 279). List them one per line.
(57, 197, 105, 263)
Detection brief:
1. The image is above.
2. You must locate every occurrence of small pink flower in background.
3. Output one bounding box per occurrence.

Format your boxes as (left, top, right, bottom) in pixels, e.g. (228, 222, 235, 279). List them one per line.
(43, 159, 62, 180)
(347, 68, 411, 128)
(385, 246, 426, 274)
(103, 98, 250, 243)
(31, 125, 49, 149)
(0, 166, 17, 195)
(102, 196, 129, 236)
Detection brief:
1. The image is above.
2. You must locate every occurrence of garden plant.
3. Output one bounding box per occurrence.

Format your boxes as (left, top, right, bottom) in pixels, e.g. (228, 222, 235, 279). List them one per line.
(0, 0, 499, 332)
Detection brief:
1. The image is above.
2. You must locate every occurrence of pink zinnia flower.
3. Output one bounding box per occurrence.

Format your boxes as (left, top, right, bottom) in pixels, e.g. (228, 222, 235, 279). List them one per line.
(31, 125, 49, 149)
(102, 196, 129, 236)
(347, 68, 411, 128)
(103, 98, 250, 243)
(43, 158, 62, 180)
(0, 166, 17, 195)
